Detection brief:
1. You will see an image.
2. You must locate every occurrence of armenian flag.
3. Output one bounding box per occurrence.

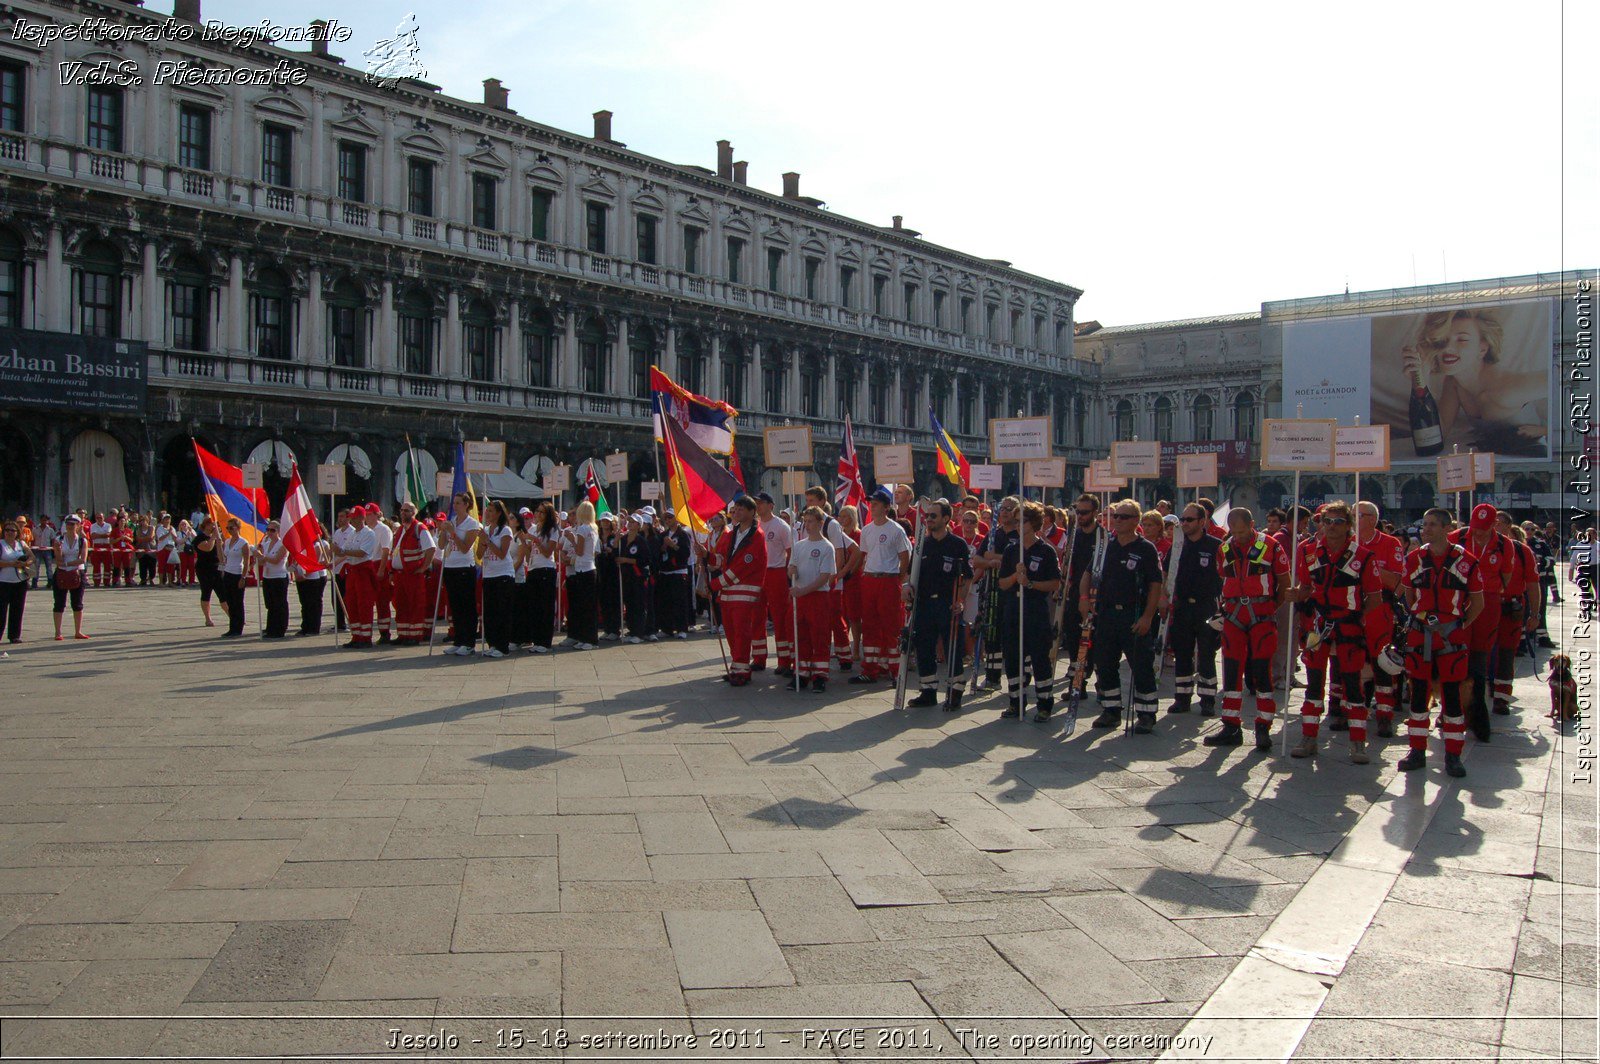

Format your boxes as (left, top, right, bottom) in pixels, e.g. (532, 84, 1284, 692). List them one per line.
(930, 408, 970, 493)
(193, 440, 269, 546)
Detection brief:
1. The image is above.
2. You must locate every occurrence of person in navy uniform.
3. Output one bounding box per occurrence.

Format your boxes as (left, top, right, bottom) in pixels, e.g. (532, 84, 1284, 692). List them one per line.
(1083, 499, 1165, 734)
(906, 500, 974, 711)
(1164, 502, 1223, 716)
(998, 501, 1063, 721)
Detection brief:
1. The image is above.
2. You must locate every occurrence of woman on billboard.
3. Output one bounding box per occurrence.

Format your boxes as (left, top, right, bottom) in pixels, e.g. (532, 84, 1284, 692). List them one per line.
(1397, 308, 1547, 457)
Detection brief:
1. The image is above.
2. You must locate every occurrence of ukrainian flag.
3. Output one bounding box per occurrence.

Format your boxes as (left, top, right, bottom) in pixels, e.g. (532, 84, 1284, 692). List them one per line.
(930, 408, 970, 493)
(193, 440, 269, 546)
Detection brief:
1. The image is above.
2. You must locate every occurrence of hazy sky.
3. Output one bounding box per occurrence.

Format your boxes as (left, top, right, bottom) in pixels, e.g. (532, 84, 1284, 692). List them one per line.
(202, 0, 1597, 326)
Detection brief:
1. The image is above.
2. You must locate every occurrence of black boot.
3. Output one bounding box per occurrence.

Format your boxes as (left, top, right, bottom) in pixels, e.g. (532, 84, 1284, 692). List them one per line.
(1091, 708, 1120, 729)
(1254, 722, 1273, 751)
(1376, 715, 1395, 739)
(1328, 707, 1348, 732)
(1032, 697, 1053, 722)
(1471, 704, 1492, 743)
(909, 690, 938, 708)
(1444, 752, 1466, 778)
(1199, 697, 1215, 718)
(943, 689, 963, 713)
(1133, 711, 1156, 735)
(1204, 722, 1243, 747)
(1169, 697, 1191, 715)
(1398, 748, 1427, 772)
(1001, 700, 1021, 719)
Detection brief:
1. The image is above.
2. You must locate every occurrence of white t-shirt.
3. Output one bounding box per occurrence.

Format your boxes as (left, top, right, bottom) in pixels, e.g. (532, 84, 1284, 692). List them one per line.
(370, 522, 394, 563)
(56, 533, 85, 570)
(790, 536, 837, 592)
(760, 515, 793, 569)
(859, 519, 911, 575)
(257, 536, 289, 579)
(349, 525, 379, 565)
(443, 516, 481, 568)
(0, 540, 27, 584)
(526, 529, 560, 571)
(480, 524, 516, 578)
(219, 537, 250, 576)
(568, 524, 598, 573)
(330, 526, 353, 574)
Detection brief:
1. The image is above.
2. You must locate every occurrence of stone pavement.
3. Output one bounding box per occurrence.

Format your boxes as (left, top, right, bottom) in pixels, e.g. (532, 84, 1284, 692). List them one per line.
(0, 582, 1593, 1062)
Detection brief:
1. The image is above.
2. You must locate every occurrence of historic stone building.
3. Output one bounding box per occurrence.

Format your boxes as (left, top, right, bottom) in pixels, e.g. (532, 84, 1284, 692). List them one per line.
(0, 0, 1095, 517)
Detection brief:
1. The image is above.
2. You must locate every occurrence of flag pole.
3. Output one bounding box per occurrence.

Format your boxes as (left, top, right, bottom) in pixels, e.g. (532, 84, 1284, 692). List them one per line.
(614, 474, 626, 644)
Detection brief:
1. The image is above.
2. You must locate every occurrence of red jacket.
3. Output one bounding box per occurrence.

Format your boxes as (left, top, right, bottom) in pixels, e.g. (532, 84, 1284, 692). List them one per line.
(716, 523, 767, 606)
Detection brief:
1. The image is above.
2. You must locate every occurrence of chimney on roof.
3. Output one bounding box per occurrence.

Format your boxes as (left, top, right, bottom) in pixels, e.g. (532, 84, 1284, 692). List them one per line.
(309, 19, 330, 59)
(483, 78, 509, 110)
(782, 172, 800, 199)
(716, 140, 733, 180)
(173, 0, 200, 21)
(732, 160, 748, 185)
(593, 110, 613, 141)
(892, 215, 903, 230)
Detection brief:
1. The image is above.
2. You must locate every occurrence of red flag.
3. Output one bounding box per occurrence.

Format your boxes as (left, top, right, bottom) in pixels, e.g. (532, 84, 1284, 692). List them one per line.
(835, 415, 866, 511)
(727, 447, 746, 490)
(279, 463, 326, 573)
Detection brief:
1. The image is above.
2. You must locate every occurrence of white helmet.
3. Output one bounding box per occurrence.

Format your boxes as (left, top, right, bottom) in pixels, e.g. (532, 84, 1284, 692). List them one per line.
(1375, 644, 1406, 677)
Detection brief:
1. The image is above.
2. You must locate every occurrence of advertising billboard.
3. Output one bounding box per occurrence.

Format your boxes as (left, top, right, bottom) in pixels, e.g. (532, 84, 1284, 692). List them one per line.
(1283, 299, 1552, 462)
(0, 328, 148, 414)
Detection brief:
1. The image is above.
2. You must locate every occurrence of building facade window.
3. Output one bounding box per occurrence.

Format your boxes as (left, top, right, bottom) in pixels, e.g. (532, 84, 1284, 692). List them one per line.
(677, 332, 705, 394)
(0, 60, 24, 132)
(336, 141, 366, 202)
(524, 309, 556, 388)
(85, 87, 123, 152)
(178, 104, 211, 170)
(1033, 314, 1046, 348)
(399, 290, 434, 375)
(800, 360, 820, 418)
(933, 290, 946, 329)
(958, 388, 975, 436)
(839, 266, 854, 308)
(903, 283, 917, 322)
(529, 189, 554, 241)
(725, 237, 743, 284)
(464, 300, 495, 382)
(170, 258, 209, 351)
(901, 377, 917, 427)
(1233, 391, 1258, 442)
(1193, 394, 1214, 440)
(762, 360, 784, 413)
(473, 174, 497, 230)
(579, 318, 608, 393)
(1114, 399, 1135, 441)
(0, 229, 23, 328)
(636, 215, 657, 264)
(960, 297, 972, 333)
(837, 371, 856, 421)
(585, 201, 607, 253)
(407, 159, 434, 216)
(766, 248, 783, 293)
(985, 302, 997, 337)
(872, 275, 887, 316)
(252, 268, 290, 361)
(327, 280, 364, 367)
(721, 348, 745, 406)
(1152, 396, 1173, 440)
(76, 243, 121, 338)
(630, 324, 655, 398)
(869, 368, 888, 425)
(1075, 396, 1087, 447)
(683, 227, 703, 274)
(804, 258, 820, 301)
(261, 123, 292, 188)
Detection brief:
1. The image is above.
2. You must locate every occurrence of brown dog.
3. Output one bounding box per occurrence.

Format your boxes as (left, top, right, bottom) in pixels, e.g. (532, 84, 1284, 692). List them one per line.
(1548, 654, 1579, 724)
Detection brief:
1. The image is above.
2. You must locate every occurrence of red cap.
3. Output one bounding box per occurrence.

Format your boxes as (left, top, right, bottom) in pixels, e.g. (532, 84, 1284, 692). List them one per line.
(1470, 503, 1497, 530)
(434, 512, 446, 522)
(365, 503, 383, 516)
(422, 519, 435, 530)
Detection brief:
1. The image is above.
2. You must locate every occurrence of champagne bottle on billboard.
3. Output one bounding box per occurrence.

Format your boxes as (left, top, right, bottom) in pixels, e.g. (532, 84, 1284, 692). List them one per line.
(1408, 368, 1444, 456)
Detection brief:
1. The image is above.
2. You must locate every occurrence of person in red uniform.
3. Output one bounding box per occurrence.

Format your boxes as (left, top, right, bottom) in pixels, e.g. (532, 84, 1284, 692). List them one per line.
(715, 495, 766, 685)
(1492, 512, 1540, 714)
(337, 504, 380, 647)
(1449, 503, 1511, 740)
(1354, 501, 1407, 739)
(1205, 507, 1291, 751)
(1399, 507, 1485, 778)
(111, 515, 135, 588)
(1287, 500, 1385, 762)
(752, 493, 793, 674)
(390, 502, 436, 646)
(850, 486, 913, 684)
(88, 512, 113, 587)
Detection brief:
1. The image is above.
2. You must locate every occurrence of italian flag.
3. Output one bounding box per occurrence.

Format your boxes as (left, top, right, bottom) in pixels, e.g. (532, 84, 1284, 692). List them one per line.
(584, 464, 611, 517)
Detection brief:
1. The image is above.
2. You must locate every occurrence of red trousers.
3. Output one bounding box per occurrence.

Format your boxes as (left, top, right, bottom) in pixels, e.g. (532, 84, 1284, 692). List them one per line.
(373, 568, 393, 636)
(762, 568, 793, 668)
(1467, 597, 1501, 652)
(393, 569, 430, 642)
(344, 562, 377, 644)
(91, 549, 111, 584)
(723, 601, 762, 679)
(830, 587, 851, 664)
(179, 552, 196, 584)
(796, 591, 835, 680)
(859, 573, 904, 679)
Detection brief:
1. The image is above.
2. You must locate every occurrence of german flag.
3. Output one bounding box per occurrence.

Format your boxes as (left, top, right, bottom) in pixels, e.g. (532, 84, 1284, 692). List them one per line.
(930, 408, 970, 494)
(661, 408, 744, 535)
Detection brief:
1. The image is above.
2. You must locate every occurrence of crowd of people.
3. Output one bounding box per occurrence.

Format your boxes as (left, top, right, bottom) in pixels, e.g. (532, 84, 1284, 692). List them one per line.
(1, 494, 1590, 774)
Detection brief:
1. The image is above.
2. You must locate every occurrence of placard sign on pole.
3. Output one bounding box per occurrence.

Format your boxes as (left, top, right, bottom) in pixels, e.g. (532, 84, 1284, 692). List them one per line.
(542, 473, 562, 499)
(434, 470, 454, 498)
(1110, 441, 1161, 479)
(545, 464, 571, 493)
(1176, 452, 1219, 490)
(874, 444, 914, 481)
(1438, 453, 1475, 494)
(1022, 457, 1067, 488)
(316, 463, 347, 496)
(462, 440, 505, 475)
(604, 452, 630, 484)
(1333, 425, 1391, 474)
(781, 469, 809, 496)
(1473, 450, 1495, 484)
(968, 464, 1003, 491)
(240, 462, 264, 490)
(640, 481, 664, 501)
(762, 426, 814, 467)
(1085, 459, 1126, 493)
(988, 416, 1052, 462)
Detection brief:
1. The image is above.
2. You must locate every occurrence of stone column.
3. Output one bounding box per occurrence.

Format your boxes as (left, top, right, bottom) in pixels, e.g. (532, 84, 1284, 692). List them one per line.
(784, 344, 800, 416)
(444, 289, 461, 380)
(304, 267, 323, 364)
(613, 316, 630, 396)
(309, 91, 327, 196)
(227, 254, 246, 354)
(44, 227, 65, 332)
(506, 299, 524, 386)
(748, 339, 762, 411)
(142, 242, 161, 344)
(562, 309, 578, 391)
(376, 279, 395, 372)
(823, 350, 837, 421)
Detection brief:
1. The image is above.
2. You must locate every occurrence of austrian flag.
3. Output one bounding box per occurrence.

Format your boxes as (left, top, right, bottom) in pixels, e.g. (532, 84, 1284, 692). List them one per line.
(280, 463, 327, 573)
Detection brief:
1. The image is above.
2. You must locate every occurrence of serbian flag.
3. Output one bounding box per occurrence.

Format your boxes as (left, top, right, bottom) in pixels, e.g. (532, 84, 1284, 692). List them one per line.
(651, 366, 737, 455)
(930, 408, 970, 494)
(661, 407, 743, 535)
(583, 463, 612, 517)
(280, 464, 326, 573)
(835, 415, 865, 511)
(194, 440, 268, 546)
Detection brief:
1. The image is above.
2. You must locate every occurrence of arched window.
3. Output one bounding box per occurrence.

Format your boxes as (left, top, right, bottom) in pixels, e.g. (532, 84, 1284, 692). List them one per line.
(169, 255, 210, 351)
(326, 278, 365, 367)
(463, 297, 495, 382)
(1233, 391, 1257, 442)
(631, 323, 656, 398)
(77, 241, 122, 338)
(1114, 399, 1134, 441)
(398, 289, 435, 376)
(1152, 395, 1174, 441)
(1193, 394, 1214, 440)
(579, 315, 608, 394)
(524, 306, 555, 389)
(0, 227, 24, 328)
(252, 267, 291, 360)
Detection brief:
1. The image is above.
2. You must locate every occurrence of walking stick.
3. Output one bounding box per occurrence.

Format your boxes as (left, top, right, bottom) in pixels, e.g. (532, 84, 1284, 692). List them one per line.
(427, 539, 451, 656)
(327, 561, 351, 648)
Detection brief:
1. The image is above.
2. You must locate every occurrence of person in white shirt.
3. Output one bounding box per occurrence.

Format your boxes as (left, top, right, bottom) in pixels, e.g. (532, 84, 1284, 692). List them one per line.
(153, 514, 178, 586)
(51, 515, 90, 640)
(88, 514, 113, 588)
(517, 502, 562, 652)
(329, 509, 353, 634)
(789, 506, 840, 692)
(217, 518, 252, 638)
(755, 492, 795, 674)
(438, 494, 483, 655)
(365, 507, 396, 644)
(254, 520, 291, 638)
(0, 518, 34, 647)
(478, 500, 517, 658)
(849, 486, 912, 683)
(291, 534, 330, 637)
(563, 501, 600, 649)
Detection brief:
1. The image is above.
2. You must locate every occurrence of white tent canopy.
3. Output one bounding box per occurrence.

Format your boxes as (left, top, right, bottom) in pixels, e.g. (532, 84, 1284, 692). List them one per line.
(469, 467, 544, 500)
(247, 439, 298, 477)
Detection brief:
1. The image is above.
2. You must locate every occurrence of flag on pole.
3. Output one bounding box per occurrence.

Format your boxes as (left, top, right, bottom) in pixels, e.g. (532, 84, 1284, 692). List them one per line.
(650, 366, 738, 455)
(930, 408, 971, 494)
(450, 440, 477, 518)
(402, 435, 431, 509)
(193, 440, 269, 546)
(661, 408, 743, 535)
(280, 463, 327, 573)
(583, 463, 612, 517)
(727, 447, 746, 490)
(835, 415, 866, 511)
